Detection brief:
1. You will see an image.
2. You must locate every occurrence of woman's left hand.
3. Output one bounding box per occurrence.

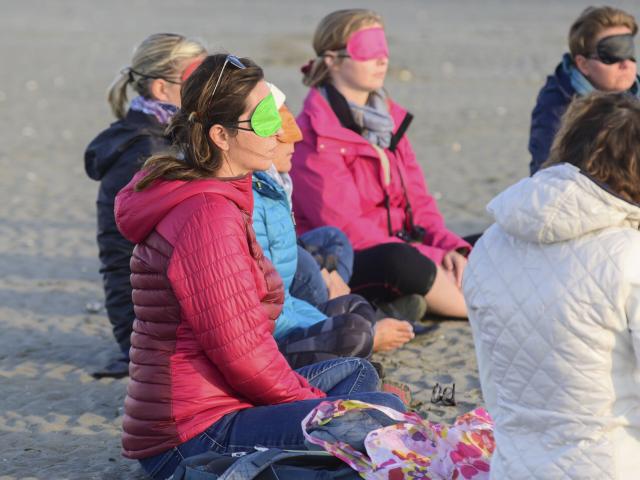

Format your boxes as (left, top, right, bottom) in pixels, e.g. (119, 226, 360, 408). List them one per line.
(442, 250, 467, 289)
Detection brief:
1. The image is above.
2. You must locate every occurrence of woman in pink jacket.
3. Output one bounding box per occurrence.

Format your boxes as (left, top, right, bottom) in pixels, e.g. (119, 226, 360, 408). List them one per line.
(292, 9, 470, 318)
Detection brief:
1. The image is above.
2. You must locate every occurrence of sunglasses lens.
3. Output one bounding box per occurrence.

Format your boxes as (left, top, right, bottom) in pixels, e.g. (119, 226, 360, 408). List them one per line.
(251, 93, 282, 137)
(227, 55, 246, 70)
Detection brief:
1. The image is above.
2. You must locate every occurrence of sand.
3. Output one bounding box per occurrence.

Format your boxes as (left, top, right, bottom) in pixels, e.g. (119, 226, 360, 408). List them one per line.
(1, 1, 637, 478)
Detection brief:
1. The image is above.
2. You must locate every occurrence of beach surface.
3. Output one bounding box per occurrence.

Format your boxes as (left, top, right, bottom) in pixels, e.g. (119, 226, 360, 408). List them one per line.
(1, 1, 637, 478)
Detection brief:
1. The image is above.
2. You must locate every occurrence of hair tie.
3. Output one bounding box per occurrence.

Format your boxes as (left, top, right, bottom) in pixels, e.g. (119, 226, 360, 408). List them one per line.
(121, 67, 135, 83)
(300, 59, 315, 75)
(188, 111, 199, 124)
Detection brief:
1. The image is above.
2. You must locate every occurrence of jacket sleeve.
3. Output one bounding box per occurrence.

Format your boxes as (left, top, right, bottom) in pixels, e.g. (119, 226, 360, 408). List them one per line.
(169, 203, 324, 404)
(528, 83, 569, 176)
(292, 140, 405, 252)
(397, 139, 470, 264)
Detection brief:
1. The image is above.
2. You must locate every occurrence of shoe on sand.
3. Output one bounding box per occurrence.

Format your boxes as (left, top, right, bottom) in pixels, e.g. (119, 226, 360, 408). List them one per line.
(92, 355, 129, 379)
(376, 294, 436, 335)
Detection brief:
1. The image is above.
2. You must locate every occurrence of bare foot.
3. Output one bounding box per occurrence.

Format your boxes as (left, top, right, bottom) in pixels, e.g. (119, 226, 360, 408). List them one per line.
(373, 318, 415, 352)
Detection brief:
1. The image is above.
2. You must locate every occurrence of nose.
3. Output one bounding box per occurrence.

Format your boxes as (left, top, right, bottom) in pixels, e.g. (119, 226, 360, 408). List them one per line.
(619, 58, 635, 69)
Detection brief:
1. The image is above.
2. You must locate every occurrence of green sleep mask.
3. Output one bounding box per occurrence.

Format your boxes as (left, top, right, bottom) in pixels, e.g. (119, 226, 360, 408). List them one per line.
(229, 93, 282, 137)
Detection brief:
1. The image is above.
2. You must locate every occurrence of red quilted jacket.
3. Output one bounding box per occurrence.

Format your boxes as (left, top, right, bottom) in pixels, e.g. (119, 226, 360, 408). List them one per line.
(114, 171, 325, 460)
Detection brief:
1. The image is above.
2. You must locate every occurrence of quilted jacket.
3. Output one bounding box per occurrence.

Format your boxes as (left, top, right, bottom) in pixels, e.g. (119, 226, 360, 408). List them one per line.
(291, 88, 469, 265)
(115, 171, 324, 460)
(463, 163, 640, 479)
(252, 171, 326, 339)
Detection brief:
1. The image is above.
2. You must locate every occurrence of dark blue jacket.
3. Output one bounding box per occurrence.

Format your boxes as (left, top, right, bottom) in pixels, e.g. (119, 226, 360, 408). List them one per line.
(84, 109, 170, 351)
(529, 54, 640, 175)
(528, 56, 575, 175)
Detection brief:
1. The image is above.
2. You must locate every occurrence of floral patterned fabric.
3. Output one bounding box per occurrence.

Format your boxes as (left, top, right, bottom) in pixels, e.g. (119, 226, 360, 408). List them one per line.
(302, 399, 494, 479)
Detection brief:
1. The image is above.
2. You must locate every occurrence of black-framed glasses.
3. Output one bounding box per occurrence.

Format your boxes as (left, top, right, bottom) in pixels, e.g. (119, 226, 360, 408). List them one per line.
(210, 54, 246, 101)
(126, 68, 182, 85)
(431, 383, 456, 406)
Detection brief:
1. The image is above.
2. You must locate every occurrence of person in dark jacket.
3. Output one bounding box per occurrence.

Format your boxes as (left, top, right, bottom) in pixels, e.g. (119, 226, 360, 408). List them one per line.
(84, 33, 206, 377)
(529, 6, 639, 175)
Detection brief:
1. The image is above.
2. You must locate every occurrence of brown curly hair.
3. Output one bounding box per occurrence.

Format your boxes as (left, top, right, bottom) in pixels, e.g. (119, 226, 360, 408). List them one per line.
(544, 92, 640, 204)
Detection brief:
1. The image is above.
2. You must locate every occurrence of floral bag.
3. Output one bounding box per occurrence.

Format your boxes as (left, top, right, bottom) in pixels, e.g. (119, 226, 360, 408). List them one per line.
(302, 399, 495, 480)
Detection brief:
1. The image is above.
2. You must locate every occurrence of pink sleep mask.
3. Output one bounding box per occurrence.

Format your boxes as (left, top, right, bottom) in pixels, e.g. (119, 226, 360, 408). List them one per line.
(346, 27, 389, 61)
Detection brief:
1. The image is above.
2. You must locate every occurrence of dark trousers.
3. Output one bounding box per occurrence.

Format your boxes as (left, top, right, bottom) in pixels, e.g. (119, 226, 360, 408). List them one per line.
(349, 243, 437, 303)
(277, 294, 375, 369)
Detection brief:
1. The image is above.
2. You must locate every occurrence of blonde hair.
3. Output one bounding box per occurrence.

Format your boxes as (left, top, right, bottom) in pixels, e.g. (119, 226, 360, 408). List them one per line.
(107, 33, 207, 119)
(303, 9, 383, 87)
(568, 6, 637, 59)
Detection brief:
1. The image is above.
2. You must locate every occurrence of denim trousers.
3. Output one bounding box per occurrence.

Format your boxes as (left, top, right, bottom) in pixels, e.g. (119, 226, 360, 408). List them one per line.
(139, 357, 404, 479)
(291, 226, 355, 307)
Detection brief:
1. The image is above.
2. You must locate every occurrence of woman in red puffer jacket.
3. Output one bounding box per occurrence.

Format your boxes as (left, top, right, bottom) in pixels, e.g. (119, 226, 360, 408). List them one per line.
(115, 53, 404, 480)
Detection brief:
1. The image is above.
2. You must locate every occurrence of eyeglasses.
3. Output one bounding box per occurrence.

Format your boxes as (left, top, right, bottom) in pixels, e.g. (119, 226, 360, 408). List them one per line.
(126, 67, 182, 85)
(430, 383, 456, 406)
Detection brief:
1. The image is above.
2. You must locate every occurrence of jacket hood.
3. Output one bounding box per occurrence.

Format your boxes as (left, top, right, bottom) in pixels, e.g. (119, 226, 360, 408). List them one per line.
(488, 163, 640, 244)
(115, 171, 253, 244)
(84, 110, 164, 180)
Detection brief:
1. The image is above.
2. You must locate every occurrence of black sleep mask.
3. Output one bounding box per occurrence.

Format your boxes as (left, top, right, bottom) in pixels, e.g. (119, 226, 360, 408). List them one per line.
(591, 34, 636, 64)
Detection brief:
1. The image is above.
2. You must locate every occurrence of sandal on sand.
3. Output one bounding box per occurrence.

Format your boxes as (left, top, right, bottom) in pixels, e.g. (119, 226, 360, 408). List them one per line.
(381, 380, 413, 408)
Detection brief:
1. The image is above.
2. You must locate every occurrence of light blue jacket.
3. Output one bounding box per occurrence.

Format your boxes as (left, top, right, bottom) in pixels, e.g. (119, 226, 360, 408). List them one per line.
(252, 171, 326, 339)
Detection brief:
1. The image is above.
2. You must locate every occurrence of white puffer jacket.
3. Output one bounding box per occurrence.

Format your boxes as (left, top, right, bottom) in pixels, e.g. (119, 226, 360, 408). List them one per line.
(463, 164, 640, 479)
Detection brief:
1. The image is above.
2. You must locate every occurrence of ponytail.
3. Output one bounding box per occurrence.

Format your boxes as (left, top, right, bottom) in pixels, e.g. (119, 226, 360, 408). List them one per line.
(107, 68, 133, 120)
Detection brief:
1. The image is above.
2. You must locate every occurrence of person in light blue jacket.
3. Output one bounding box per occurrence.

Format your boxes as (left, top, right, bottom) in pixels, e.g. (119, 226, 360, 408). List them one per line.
(252, 84, 414, 368)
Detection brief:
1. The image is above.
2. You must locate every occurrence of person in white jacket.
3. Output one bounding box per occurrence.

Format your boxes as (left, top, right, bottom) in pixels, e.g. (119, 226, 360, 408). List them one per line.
(464, 92, 640, 479)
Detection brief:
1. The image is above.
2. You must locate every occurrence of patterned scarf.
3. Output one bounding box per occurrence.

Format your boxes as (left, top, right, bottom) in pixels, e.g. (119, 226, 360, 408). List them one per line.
(129, 96, 179, 125)
(265, 164, 294, 209)
(348, 89, 395, 148)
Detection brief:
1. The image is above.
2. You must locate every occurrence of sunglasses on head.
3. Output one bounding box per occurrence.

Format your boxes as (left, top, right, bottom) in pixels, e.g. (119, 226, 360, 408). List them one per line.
(588, 34, 636, 65)
(212, 54, 282, 138)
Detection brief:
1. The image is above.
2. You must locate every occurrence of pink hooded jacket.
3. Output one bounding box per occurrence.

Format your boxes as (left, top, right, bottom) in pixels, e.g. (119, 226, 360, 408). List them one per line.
(291, 88, 469, 265)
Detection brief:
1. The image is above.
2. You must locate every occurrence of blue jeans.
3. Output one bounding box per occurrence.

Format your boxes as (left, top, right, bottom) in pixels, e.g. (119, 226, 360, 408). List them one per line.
(292, 226, 355, 307)
(139, 358, 403, 479)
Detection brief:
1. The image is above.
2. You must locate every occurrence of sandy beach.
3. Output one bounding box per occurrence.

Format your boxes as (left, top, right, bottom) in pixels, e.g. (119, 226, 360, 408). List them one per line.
(1, 1, 637, 478)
